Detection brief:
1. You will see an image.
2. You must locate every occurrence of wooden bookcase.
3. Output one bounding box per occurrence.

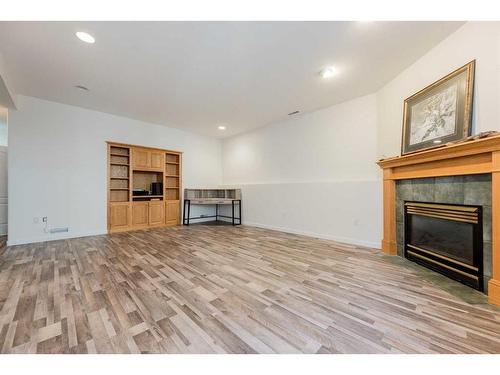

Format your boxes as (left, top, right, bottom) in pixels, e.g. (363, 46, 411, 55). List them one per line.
(107, 142, 182, 233)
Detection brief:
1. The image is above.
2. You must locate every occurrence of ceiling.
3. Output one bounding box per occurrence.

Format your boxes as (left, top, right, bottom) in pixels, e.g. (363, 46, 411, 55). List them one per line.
(0, 21, 463, 138)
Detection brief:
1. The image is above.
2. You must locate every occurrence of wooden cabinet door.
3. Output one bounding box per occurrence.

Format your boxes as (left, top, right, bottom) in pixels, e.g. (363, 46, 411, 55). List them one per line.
(132, 202, 149, 227)
(150, 151, 164, 171)
(109, 203, 130, 231)
(132, 148, 150, 170)
(165, 201, 179, 225)
(149, 200, 164, 226)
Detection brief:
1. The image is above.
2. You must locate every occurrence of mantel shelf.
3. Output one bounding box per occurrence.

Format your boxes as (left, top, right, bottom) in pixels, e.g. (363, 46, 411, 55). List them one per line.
(377, 134, 500, 170)
(378, 134, 500, 181)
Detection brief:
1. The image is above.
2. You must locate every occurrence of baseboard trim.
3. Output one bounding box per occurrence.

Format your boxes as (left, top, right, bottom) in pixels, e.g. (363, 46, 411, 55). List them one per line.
(243, 221, 380, 249)
(7, 230, 108, 246)
(6, 223, 381, 250)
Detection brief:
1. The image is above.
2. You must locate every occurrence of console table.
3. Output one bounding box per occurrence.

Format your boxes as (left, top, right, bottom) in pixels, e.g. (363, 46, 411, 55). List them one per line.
(183, 189, 242, 226)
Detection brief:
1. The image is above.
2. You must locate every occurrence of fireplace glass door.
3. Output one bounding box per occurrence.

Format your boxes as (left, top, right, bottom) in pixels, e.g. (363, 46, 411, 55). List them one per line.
(404, 202, 483, 290)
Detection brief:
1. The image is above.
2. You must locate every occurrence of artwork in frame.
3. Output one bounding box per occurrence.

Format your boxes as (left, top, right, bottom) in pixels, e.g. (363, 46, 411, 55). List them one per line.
(401, 60, 475, 155)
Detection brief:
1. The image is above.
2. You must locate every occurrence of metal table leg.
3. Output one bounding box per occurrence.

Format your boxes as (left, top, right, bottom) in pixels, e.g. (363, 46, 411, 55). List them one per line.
(183, 199, 191, 225)
(232, 200, 235, 225)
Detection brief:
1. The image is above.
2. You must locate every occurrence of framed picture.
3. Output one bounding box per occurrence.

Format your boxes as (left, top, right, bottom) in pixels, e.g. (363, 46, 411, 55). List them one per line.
(401, 60, 475, 155)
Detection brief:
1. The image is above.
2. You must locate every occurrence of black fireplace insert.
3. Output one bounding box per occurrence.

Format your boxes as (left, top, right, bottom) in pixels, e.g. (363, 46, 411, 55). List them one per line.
(404, 201, 483, 291)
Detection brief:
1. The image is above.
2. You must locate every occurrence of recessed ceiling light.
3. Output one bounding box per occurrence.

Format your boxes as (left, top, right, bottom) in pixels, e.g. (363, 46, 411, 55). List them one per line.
(319, 66, 337, 79)
(75, 85, 89, 91)
(218, 125, 226, 130)
(433, 140, 442, 144)
(75, 31, 95, 44)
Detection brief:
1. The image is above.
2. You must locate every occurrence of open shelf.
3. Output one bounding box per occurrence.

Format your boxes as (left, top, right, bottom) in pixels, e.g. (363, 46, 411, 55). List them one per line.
(110, 165, 129, 179)
(109, 146, 131, 204)
(133, 170, 163, 193)
(165, 189, 179, 200)
(166, 161, 179, 175)
(110, 162, 130, 166)
(165, 176, 179, 188)
(166, 153, 180, 163)
(164, 156, 180, 201)
(110, 146, 129, 156)
(110, 190, 129, 202)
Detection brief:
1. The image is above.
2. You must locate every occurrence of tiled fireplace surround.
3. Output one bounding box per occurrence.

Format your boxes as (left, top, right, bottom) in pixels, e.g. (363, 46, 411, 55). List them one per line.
(377, 134, 500, 306)
(395, 175, 492, 291)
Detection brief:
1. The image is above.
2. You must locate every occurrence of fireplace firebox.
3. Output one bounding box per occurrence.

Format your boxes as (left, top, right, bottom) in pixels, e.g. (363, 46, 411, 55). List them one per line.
(404, 202, 483, 291)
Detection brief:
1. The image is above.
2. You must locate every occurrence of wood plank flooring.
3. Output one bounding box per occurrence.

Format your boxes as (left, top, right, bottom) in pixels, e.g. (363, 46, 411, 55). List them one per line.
(0, 226, 499, 354)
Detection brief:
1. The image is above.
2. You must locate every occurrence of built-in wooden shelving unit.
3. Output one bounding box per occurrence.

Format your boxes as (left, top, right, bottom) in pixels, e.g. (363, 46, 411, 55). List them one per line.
(107, 142, 182, 233)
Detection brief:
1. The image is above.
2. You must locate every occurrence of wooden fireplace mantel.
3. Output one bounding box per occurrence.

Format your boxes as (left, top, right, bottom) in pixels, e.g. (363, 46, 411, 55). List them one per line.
(377, 134, 500, 306)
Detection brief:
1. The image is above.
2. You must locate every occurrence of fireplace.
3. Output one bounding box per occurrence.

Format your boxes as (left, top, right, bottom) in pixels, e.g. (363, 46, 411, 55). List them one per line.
(404, 202, 483, 291)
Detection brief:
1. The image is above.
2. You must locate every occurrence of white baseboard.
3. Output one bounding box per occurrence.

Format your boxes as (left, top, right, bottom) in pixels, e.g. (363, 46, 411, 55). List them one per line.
(243, 221, 381, 249)
(7, 230, 108, 246)
(6, 223, 381, 250)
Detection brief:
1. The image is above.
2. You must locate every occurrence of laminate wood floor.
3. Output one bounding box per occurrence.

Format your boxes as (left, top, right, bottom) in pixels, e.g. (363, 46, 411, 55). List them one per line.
(0, 226, 499, 354)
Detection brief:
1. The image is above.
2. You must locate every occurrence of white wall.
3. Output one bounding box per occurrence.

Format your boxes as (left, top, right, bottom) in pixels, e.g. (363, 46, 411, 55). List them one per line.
(0, 107, 7, 146)
(0, 51, 16, 109)
(0, 108, 6, 236)
(221, 22, 500, 249)
(222, 94, 382, 248)
(377, 21, 500, 158)
(7, 22, 499, 248)
(8, 96, 222, 245)
(0, 145, 6, 236)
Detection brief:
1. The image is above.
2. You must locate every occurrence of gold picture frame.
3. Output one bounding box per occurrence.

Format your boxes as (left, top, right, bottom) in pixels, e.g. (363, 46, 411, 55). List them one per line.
(401, 60, 475, 155)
